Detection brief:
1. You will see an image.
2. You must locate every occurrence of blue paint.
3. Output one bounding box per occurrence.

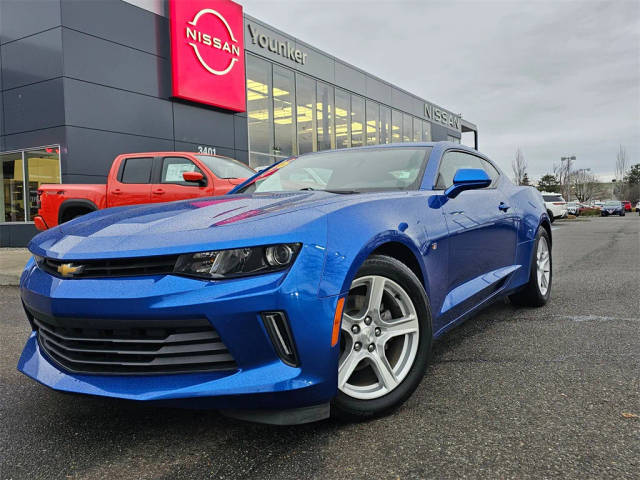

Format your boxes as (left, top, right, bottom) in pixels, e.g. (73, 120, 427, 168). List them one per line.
(18, 142, 550, 411)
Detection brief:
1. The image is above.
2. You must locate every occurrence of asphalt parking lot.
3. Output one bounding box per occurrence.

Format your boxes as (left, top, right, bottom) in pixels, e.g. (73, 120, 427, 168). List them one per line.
(1, 215, 638, 480)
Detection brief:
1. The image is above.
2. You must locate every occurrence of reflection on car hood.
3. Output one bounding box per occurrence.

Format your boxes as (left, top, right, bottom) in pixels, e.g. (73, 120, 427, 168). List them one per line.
(27, 191, 368, 260)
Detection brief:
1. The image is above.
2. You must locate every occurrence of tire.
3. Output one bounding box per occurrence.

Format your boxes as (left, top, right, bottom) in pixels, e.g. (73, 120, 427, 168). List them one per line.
(332, 255, 432, 421)
(547, 210, 555, 223)
(510, 228, 552, 307)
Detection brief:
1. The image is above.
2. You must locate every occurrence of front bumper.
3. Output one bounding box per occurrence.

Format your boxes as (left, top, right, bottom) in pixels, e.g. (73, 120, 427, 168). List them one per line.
(17, 244, 341, 411)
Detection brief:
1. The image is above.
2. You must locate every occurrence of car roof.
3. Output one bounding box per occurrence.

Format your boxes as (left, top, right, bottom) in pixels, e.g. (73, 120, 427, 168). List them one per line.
(119, 151, 238, 161)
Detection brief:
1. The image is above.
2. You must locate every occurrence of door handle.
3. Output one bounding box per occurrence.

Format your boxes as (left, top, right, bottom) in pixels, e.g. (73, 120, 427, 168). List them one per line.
(152, 188, 165, 195)
(499, 202, 510, 212)
(112, 188, 122, 195)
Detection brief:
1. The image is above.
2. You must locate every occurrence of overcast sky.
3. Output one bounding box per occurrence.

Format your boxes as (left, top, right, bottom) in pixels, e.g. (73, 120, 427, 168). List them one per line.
(241, 0, 640, 182)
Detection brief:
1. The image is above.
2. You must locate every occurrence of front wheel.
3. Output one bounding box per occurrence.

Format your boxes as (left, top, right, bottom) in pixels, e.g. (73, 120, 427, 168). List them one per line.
(510, 228, 552, 307)
(332, 255, 432, 420)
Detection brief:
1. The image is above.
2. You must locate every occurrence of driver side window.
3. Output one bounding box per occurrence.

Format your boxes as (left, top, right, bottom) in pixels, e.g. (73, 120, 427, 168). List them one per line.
(160, 157, 204, 186)
(435, 151, 484, 189)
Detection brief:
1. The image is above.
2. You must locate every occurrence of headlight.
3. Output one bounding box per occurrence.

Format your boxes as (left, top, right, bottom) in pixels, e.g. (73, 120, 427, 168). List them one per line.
(173, 243, 301, 279)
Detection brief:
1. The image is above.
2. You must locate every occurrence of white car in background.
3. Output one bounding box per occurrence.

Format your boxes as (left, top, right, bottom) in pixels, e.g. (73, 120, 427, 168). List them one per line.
(539, 192, 568, 222)
(566, 201, 581, 216)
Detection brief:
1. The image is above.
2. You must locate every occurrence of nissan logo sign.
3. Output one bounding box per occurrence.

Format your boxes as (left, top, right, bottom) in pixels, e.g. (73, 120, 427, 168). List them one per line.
(186, 8, 241, 76)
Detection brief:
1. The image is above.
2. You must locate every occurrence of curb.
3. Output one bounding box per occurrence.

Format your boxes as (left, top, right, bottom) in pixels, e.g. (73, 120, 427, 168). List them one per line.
(0, 274, 21, 286)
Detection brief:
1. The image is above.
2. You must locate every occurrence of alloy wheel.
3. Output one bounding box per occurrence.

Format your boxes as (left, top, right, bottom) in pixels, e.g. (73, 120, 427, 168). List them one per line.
(536, 236, 551, 296)
(338, 275, 420, 400)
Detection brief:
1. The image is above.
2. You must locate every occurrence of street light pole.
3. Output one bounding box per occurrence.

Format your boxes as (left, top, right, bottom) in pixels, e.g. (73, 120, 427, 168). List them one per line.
(561, 155, 576, 201)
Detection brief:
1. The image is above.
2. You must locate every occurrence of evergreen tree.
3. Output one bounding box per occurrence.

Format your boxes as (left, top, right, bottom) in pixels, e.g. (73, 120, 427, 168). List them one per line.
(537, 174, 561, 192)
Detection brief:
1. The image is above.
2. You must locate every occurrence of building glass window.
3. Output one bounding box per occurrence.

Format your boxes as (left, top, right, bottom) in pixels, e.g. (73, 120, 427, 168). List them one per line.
(351, 95, 365, 148)
(1, 152, 26, 222)
(412, 117, 421, 142)
(273, 65, 296, 158)
(402, 114, 413, 142)
(391, 109, 402, 143)
(316, 82, 335, 151)
(246, 55, 274, 168)
(365, 100, 379, 146)
(1, 146, 61, 222)
(422, 120, 432, 141)
(296, 74, 316, 155)
(380, 105, 391, 144)
(335, 89, 351, 149)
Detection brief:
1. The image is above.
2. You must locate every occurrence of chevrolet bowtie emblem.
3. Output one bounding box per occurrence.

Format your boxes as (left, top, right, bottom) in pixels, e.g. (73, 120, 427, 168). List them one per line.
(57, 263, 84, 277)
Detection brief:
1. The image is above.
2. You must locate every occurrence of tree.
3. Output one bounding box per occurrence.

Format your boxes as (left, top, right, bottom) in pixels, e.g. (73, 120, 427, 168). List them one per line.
(615, 145, 628, 182)
(521, 172, 530, 186)
(624, 163, 640, 203)
(571, 169, 598, 202)
(511, 148, 527, 185)
(554, 161, 571, 200)
(624, 163, 640, 184)
(537, 174, 561, 193)
(614, 145, 628, 200)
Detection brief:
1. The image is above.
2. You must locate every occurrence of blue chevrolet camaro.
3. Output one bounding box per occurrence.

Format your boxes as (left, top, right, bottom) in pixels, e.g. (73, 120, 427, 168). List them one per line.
(18, 142, 552, 424)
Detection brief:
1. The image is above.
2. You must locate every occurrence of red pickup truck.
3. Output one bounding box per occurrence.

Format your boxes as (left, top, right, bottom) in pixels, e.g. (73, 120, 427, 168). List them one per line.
(34, 152, 254, 231)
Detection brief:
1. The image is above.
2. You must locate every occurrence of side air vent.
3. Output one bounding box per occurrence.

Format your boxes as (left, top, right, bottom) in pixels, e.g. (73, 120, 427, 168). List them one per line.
(262, 311, 299, 367)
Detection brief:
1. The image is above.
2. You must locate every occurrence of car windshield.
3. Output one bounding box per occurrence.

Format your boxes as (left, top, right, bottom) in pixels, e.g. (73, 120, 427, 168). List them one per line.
(195, 155, 255, 179)
(605, 201, 621, 206)
(543, 195, 564, 202)
(237, 147, 432, 194)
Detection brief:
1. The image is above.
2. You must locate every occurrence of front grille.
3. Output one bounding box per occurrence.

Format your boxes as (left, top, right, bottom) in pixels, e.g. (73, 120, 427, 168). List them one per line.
(38, 255, 179, 279)
(29, 310, 237, 375)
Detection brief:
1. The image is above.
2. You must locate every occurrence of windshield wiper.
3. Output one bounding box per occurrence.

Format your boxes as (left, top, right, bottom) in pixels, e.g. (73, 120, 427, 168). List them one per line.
(298, 187, 359, 194)
(324, 189, 360, 194)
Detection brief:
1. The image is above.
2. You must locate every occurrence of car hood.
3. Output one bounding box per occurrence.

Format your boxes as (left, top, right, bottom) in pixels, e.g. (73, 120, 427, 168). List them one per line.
(29, 191, 349, 260)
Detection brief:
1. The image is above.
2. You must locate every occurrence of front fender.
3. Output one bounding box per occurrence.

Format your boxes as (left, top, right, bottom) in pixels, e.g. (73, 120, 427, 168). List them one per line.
(318, 197, 430, 298)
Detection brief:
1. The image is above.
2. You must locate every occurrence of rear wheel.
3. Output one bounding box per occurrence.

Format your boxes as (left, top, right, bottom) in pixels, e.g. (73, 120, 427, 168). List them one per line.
(510, 228, 552, 307)
(332, 255, 432, 420)
(547, 210, 555, 223)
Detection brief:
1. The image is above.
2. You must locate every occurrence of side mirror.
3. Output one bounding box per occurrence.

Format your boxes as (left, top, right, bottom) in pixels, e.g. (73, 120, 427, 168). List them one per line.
(444, 168, 491, 198)
(183, 171, 204, 183)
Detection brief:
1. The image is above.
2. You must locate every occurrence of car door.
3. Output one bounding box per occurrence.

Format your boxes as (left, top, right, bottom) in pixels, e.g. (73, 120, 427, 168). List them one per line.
(150, 156, 213, 203)
(107, 156, 153, 207)
(436, 150, 517, 316)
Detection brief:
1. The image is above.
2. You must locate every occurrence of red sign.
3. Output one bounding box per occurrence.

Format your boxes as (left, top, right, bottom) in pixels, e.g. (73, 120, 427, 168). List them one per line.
(169, 0, 246, 112)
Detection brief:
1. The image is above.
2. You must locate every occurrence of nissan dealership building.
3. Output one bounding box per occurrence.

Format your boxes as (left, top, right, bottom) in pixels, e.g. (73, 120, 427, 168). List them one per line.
(0, 0, 478, 246)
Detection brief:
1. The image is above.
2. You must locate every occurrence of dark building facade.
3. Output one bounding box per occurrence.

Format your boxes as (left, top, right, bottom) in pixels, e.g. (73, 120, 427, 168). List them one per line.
(0, 0, 477, 246)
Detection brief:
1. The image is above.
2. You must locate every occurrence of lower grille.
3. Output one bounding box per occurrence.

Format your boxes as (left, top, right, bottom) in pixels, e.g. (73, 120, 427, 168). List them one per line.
(29, 310, 236, 375)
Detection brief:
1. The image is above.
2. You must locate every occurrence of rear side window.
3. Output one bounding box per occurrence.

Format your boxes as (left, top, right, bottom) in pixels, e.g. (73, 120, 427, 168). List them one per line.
(120, 157, 152, 184)
(435, 151, 484, 189)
